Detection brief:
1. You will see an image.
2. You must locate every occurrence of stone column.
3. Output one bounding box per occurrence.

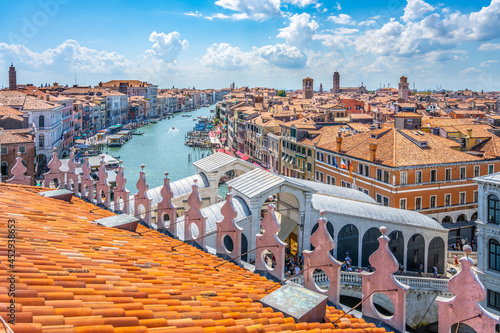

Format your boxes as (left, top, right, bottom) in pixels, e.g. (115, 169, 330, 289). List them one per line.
(248, 200, 262, 262)
(301, 192, 313, 254)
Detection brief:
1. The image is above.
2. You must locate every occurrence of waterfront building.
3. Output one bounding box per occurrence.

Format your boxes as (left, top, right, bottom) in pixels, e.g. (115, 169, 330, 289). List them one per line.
(99, 80, 158, 118)
(475, 172, 500, 316)
(245, 115, 282, 168)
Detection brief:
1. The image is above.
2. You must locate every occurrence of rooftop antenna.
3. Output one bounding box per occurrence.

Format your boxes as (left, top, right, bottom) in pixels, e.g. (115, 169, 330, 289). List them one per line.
(74, 71, 77, 86)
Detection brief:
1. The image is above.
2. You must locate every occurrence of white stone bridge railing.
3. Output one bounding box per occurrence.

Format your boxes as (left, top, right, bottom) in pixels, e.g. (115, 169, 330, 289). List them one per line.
(290, 271, 450, 292)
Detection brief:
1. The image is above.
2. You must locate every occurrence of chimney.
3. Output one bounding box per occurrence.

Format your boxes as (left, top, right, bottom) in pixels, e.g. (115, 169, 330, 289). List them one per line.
(336, 132, 343, 152)
(369, 143, 377, 161)
(467, 129, 472, 137)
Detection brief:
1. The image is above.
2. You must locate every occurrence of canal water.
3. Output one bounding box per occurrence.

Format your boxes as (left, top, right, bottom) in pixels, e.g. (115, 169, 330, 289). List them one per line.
(106, 106, 215, 190)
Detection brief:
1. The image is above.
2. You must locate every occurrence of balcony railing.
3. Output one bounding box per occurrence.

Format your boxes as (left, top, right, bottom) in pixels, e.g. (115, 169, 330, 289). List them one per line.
(289, 271, 449, 292)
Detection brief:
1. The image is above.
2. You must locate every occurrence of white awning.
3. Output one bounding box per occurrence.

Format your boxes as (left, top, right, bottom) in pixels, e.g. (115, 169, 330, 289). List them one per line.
(277, 215, 298, 241)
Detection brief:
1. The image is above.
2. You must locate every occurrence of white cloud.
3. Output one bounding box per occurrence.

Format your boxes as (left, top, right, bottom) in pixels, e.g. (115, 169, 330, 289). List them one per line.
(335, 2, 341, 10)
(277, 13, 319, 48)
(401, 0, 435, 22)
(358, 19, 376, 26)
(214, 0, 281, 20)
(354, 0, 500, 60)
(479, 42, 500, 51)
(284, 0, 318, 7)
(0, 40, 131, 74)
(460, 67, 481, 75)
(200, 42, 308, 70)
(145, 31, 188, 63)
(184, 11, 203, 17)
(257, 44, 307, 68)
(327, 13, 355, 25)
(200, 43, 254, 70)
(480, 60, 498, 67)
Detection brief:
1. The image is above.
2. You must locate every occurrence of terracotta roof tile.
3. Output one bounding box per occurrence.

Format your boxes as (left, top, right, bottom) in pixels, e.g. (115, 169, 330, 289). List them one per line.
(0, 184, 388, 333)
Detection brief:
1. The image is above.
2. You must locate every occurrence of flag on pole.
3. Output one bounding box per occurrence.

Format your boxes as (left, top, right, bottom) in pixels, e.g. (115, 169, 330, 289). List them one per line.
(340, 159, 348, 170)
(333, 156, 338, 168)
(349, 161, 353, 179)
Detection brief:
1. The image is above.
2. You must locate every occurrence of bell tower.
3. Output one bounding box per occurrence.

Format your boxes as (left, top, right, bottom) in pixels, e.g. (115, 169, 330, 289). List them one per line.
(302, 77, 313, 99)
(9, 63, 17, 90)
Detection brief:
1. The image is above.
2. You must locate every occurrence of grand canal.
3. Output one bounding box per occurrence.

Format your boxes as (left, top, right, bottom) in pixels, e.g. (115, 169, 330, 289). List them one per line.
(107, 106, 215, 190)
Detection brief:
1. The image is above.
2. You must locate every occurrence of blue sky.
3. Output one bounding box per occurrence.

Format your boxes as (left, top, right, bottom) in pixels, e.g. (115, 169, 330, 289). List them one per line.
(0, 0, 499, 91)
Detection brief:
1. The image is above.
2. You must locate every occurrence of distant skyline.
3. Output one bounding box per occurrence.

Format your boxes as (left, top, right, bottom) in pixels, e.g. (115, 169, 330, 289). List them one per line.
(0, 0, 499, 91)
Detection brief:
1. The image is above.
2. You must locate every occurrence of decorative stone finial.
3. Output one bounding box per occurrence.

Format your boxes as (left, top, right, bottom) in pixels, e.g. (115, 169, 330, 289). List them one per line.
(464, 244, 472, 255)
(380, 226, 387, 235)
(268, 195, 274, 202)
(193, 178, 198, 184)
(141, 164, 145, 170)
(320, 209, 326, 216)
(101, 155, 105, 160)
(119, 160, 123, 164)
(228, 185, 232, 192)
(17, 152, 21, 157)
(165, 171, 169, 176)
(53, 148, 56, 152)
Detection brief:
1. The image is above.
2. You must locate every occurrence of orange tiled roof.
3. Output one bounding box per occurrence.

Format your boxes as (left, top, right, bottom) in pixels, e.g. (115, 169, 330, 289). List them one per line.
(318, 128, 482, 167)
(0, 184, 388, 333)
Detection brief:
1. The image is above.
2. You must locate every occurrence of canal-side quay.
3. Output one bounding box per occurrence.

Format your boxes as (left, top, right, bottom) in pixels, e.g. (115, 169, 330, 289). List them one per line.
(106, 106, 216, 188)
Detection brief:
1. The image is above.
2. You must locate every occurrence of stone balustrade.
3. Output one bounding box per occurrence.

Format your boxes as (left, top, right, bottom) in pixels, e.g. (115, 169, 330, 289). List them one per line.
(290, 271, 449, 292)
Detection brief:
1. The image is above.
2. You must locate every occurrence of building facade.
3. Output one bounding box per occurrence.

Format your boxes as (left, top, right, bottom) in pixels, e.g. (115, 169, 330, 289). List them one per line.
(474, 173, 500, 316)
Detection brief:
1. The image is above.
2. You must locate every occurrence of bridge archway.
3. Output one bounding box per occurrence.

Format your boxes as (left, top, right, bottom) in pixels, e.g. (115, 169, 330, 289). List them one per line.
(362, 227, 381, 267)
(337, 224, 359, 266)
(407, 233, 425, 272)
(388, 231, 404, 266)
(427, 237, 445, 274)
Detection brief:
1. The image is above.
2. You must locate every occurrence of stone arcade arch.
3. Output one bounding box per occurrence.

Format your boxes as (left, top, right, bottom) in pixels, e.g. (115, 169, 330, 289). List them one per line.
(407, 234, 425, 272)
(362, 227, 382, 267)
(427, 237, 445, 274)
(337, 224, 359, 266)
(388, 231, 405, 266)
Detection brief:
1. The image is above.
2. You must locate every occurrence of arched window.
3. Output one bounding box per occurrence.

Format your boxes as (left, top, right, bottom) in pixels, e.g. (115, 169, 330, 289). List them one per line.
(39, 115, 45, 128)
(1, 161, 8, 176)
(39, 134, 44, 147)
(488, 195, 500, 225)
(489, 239, 500, 272)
